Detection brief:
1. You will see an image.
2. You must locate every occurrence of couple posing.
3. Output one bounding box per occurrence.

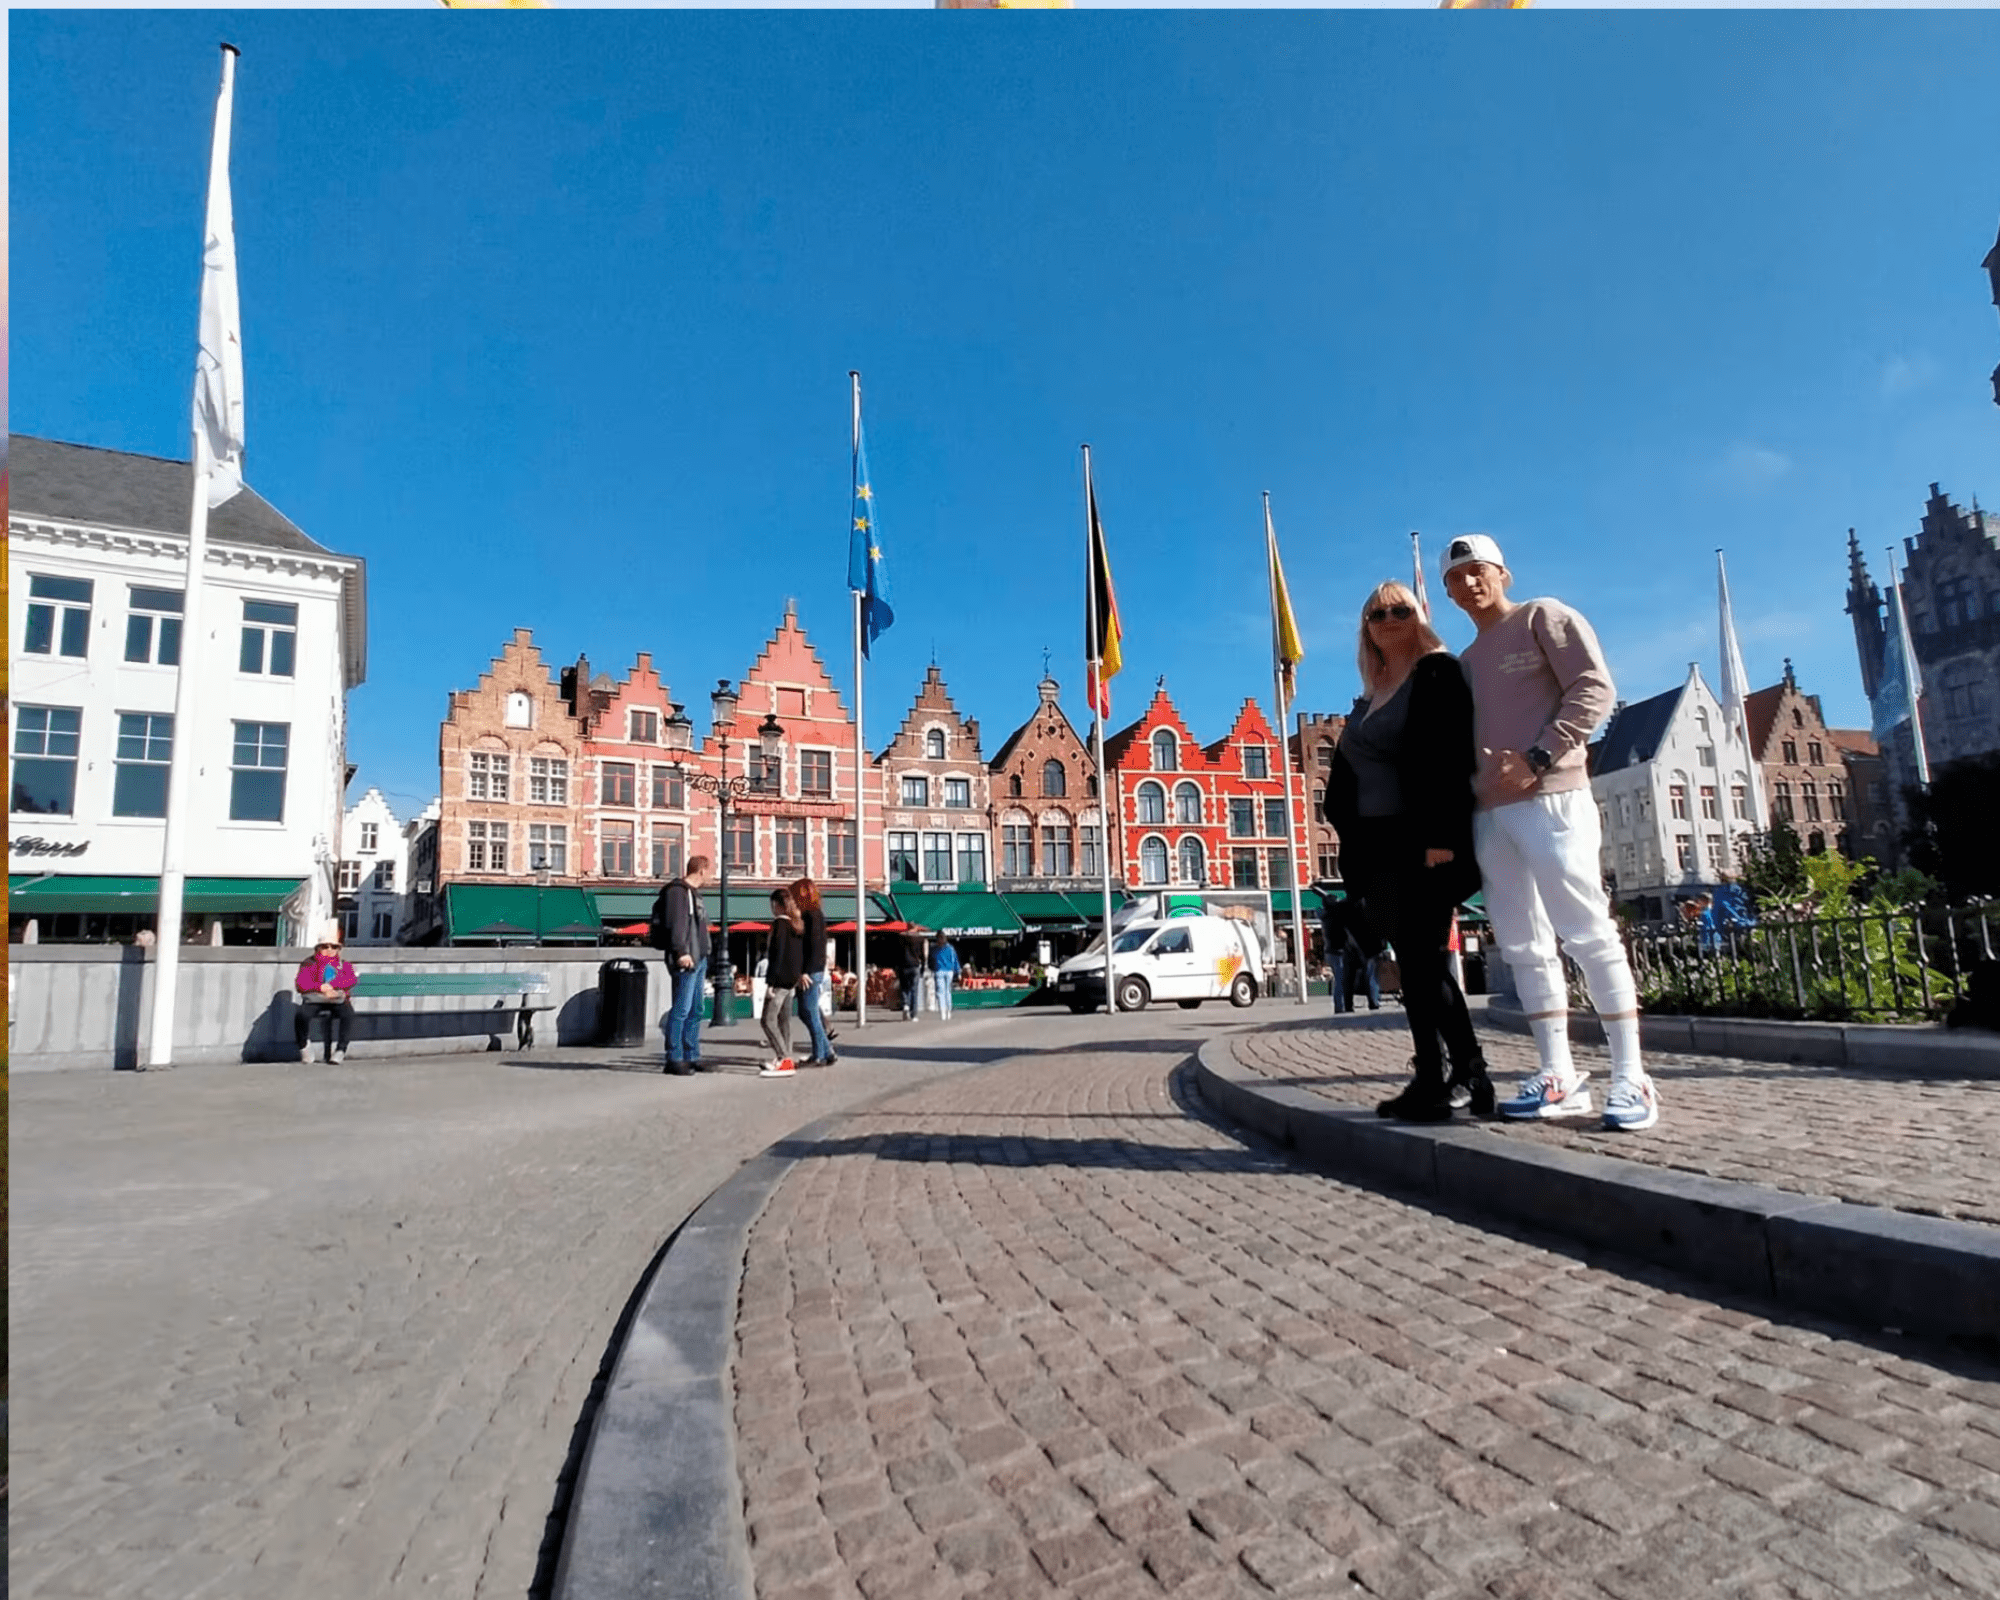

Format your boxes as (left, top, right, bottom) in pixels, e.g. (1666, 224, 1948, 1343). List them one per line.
(1324, 535, 1659, 1133)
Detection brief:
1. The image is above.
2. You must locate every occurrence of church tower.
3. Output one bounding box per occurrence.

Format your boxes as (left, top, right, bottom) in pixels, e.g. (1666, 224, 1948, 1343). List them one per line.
(1844, 529, 1885, 703)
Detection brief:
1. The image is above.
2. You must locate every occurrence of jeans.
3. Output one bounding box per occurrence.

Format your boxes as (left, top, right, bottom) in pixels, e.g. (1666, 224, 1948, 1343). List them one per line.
(900, 969, 921, 1019)
(797, 971, 832, 1060)
(1335, 949, 1380, 1012)
(759, 984, 795, 1062)
(1473, 790, 1636, 1018)
(296, 997, 352, 1056)
(935, 970, 954, 1020)
(667, 957, 707, 1064)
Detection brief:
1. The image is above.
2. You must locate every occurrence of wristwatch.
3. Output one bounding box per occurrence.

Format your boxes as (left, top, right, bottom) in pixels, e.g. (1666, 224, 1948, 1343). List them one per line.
(1524, 745, 1555, 776)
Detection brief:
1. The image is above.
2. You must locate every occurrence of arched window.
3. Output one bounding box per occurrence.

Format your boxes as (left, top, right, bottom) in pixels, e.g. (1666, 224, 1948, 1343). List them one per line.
(1175, 782, 1201, 824)
(1009, 774, 1023, 798)
(1140, 836, 1169, 885)
(926, 728, 946, 760)
(1178, 836, 1206, 884)
(1152, 731, 1178, 771)
(1137, 782, 1166, 825)
(1042, 759, 1067, 798)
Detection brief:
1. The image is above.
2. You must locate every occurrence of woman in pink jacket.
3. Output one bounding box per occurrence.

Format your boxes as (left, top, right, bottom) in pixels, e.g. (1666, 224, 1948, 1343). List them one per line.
(295, 935, 358, 1062)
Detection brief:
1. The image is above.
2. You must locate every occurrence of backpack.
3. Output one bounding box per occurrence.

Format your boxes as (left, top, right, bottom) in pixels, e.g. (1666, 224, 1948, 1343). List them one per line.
(648, 885, 674, 951)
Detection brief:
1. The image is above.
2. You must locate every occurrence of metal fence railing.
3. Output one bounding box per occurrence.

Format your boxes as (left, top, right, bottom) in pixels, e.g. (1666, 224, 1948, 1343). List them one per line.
(1571, 901, 1999, 1023)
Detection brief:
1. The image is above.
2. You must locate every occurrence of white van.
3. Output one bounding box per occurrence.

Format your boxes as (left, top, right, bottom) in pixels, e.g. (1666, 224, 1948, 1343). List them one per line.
(1056, 913, 1263, 1013)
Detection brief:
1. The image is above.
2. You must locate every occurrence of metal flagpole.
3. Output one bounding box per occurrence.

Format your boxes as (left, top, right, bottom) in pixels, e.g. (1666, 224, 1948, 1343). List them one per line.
(851, 372, 869, 1027)
(1083, 445, 1117, 1014)
(1266, 493, 1309, 1004)
(149, 43, 242, 1070)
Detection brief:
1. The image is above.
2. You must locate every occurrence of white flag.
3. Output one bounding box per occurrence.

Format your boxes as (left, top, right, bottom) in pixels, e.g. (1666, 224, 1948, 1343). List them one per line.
(1870, 577, 1924, 745)
(193, 48, 245, 508)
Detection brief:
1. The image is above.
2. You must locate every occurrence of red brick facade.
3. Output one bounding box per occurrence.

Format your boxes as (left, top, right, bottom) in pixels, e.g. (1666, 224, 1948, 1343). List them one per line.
(988, 678, 1105, 890)
(1291, 712, 1348, 885)
(574, 652, 701, 888)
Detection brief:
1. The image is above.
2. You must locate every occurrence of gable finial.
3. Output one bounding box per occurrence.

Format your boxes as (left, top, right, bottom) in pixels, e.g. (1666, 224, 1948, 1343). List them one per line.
(1042, 645, 1052, 678)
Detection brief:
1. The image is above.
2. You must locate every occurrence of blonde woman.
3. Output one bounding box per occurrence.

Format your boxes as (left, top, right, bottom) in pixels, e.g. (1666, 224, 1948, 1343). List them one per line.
(1322, 581, 1491, 1120)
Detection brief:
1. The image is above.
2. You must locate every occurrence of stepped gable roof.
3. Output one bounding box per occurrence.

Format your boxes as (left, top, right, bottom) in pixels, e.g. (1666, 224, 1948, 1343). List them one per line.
(583, 652, 678, 740)
(881, 664, 982, 762)
(447, 628, 579, 733)
(8, 434, 332, 556)
(1100, 681, 1200, 771)
(1593, 683, 1684, 774)
(736, 604, 850, 718)
(1203, 698, 1282, 765)
(1744, 682, 1789, 756)
(989, 684, 1088, 771)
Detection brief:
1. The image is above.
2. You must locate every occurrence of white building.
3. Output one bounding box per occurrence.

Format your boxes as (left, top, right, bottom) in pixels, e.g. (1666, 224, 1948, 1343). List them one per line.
(338, 787, 435, 944)
(8, 436, 367, 945)
(1589, 664, 1765, 925)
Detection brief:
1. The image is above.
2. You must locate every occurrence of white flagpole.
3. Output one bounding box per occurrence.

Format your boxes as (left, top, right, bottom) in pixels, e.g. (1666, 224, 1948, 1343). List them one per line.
(1266, 494, 1309, 1005)
(149, 43, 242, 1070)
(1886, 549, 1931, 789)
(1714, 549, 1761, 869)
(1084, 445, 1117, 1014)
(851, 371, 869, 1027)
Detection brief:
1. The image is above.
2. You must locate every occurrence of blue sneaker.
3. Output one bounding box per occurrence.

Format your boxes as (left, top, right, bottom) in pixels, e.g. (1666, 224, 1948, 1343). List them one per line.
(1602, 1074, 1660, 1132)
(1498, 1068, 1594, 1121)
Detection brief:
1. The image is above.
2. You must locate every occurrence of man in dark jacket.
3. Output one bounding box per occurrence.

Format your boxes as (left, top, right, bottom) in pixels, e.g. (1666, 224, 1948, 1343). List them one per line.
(1318, 892, 1380, 1015)
(656, 856, 713, 1074)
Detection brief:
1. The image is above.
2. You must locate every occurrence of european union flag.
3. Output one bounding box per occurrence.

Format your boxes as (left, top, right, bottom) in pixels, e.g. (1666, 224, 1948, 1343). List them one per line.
(847, 419, 895, 658)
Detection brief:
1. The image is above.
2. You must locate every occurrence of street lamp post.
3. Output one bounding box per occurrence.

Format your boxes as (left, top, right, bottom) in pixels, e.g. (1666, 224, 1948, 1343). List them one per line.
(660, 683, 785, 1028)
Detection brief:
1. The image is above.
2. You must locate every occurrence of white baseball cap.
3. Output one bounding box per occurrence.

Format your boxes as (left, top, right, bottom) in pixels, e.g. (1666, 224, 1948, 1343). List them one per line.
(1441, 533, 1506, 578)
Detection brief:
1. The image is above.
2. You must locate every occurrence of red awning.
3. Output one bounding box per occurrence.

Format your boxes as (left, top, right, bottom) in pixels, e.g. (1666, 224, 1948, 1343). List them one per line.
(612, 922, 650, 937)
(729, 920, 771, 932)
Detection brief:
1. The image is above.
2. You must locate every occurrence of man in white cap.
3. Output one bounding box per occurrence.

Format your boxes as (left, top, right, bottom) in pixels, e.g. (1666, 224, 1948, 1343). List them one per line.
(1442, 534, 1658, 1131)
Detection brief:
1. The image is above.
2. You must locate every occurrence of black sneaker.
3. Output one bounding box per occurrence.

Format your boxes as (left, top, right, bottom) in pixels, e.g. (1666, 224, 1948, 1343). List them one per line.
(1377, 1069, 1453, 1123)
(1446, 1055, 1497, 1117)
(664, 1061, 694, 1076)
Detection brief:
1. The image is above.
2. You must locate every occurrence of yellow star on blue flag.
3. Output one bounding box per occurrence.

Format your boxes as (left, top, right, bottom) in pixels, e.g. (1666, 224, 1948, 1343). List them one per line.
(847, 427, 894, 658)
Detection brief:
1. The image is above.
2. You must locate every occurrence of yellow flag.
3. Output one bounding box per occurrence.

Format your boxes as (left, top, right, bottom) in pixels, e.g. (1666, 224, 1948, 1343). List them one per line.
(1266, 497, 1305, 700)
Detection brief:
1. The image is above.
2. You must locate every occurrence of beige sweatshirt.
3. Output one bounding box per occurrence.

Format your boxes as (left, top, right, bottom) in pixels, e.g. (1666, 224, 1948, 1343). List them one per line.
(1458, 597, 1616, 810)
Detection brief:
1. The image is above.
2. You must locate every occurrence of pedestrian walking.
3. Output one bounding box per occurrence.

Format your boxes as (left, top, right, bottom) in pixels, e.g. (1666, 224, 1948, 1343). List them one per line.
(294, 927, 357, 1063)
(652, 855, 713, 1075)
(932, 935, 960, 1020)
(898, 931, 924, 1021)
(1317, 893, 1375, 1015)
(1443, 533, 1657, 1131)
(790, 877, 837, 1066)
(1323, 580, 1492, 1121)
(758, 889, 805, 1077)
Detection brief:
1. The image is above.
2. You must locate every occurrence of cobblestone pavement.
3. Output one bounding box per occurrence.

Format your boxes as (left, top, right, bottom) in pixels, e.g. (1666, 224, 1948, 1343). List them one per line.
(9, 1020, 997, 1600)
(733, 1017, 2000, 1600)
(1233, 1009, 2000, 1226)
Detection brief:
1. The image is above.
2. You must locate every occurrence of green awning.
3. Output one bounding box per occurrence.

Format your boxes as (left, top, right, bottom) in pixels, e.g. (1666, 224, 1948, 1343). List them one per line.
(592, 886, 895, 926)
(1063, 891, 1128, 922)
(1004, 891, 1092, 926)
(445, 885, 601, 943)
(1270, 890, 1324, 918)
(888, 889, 1025, 938)
(6, 875, 305, 913)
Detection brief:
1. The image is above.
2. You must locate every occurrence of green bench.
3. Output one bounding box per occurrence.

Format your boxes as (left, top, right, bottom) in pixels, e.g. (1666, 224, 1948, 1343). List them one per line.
(344, 971, 555, 1050)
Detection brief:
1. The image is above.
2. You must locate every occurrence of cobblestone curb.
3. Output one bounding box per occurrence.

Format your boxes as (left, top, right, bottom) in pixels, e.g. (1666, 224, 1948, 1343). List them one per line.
(1485, 997, 2000, 1077)
(1195, 1034, 2000, 1346)
(551, 1062, 997, 1600)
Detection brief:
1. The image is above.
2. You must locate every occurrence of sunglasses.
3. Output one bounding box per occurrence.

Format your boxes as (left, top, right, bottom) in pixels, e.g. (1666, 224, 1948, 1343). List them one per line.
(1366, 604, 1417, 623)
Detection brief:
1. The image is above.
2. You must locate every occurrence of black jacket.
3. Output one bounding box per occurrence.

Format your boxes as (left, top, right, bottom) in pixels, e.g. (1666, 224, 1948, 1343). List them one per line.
(655, 878, 711, 965)
(765, 917, 805, 990)
(1323, 652, 1480, 907)
(799, 907, 827, 976)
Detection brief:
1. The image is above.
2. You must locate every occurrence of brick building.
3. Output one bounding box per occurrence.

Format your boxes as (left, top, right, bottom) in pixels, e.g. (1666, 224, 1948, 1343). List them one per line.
(1745, 661, 1852, 859)
(436, 629, 591, 939)
(1103, 683, 1219, 890)
(988, 676, 1104, 892)
(1203, 699, 1312, 897)
(1291, 711, 1348, 885)
(876, 665, 992, 891)
(1827, 728, 1893, 862)
(571, 652, 701, 892)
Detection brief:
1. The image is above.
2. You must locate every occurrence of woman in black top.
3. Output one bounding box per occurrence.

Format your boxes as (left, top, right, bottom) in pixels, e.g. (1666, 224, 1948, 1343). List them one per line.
(1324, 581, 1492, 1120)
(758, 889, 806, 1076)
(790, 876, 836, 1066)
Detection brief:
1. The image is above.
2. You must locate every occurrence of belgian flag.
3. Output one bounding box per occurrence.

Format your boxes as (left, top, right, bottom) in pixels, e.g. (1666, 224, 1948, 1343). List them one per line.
(1085, 471, 1123, 719)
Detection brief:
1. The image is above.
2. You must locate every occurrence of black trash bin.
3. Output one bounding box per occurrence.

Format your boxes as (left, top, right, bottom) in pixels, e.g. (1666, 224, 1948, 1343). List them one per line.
(598, 958, 650, 1046)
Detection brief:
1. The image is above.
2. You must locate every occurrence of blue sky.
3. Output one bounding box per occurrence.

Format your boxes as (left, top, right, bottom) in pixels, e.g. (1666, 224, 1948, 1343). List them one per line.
(11, 10, 1998, 824)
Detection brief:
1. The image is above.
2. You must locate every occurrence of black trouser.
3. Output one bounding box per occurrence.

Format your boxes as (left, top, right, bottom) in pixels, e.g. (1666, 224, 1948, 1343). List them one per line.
(1348, 822, 1478, 1086)
(296, 997, 353, 1055)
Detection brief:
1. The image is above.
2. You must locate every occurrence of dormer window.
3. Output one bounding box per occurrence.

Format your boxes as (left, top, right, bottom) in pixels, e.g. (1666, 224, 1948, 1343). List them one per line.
(505, 692, 533, 729)
(1152, 731, 1178, 771)
(926, 728, 946, 760)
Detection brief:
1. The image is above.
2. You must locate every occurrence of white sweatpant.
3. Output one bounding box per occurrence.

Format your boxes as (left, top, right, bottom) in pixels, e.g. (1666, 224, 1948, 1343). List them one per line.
(1473, 789, 1637, 1019)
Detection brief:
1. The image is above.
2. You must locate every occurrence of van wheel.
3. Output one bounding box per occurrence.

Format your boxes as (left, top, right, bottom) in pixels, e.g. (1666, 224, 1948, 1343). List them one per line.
(1228, 974, 1257, 1008)
(1176, 999, 1203, 1010)
(1115, 975, 1151, 1013)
